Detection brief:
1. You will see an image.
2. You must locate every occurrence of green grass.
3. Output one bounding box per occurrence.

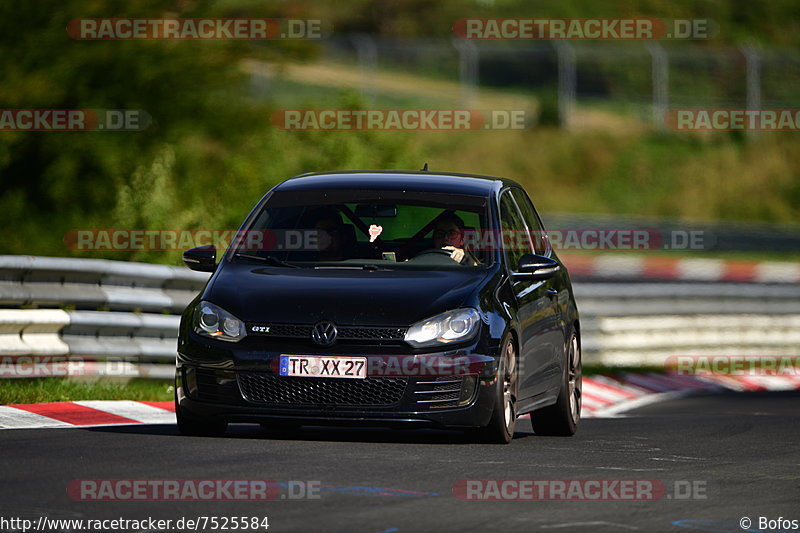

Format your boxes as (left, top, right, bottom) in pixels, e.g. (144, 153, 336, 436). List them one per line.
(0, 378, 174, 405)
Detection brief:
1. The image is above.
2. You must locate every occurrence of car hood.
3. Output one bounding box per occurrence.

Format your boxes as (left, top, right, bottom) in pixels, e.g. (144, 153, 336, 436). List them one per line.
(204, 263, 493, 326)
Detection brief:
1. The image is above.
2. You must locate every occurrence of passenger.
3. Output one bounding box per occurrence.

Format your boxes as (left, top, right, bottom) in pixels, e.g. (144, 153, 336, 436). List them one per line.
(304, 207, 346, 261)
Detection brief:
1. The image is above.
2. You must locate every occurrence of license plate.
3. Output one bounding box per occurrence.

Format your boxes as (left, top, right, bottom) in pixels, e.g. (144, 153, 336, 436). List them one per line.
(279, 355, 367, 379)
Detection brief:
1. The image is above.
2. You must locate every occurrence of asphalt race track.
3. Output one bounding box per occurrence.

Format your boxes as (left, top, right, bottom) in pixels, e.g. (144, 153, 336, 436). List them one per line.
(1, 391, 798, 533)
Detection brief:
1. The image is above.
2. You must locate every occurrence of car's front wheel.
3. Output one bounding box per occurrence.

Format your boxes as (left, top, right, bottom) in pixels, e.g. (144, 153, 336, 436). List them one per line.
(474, 334, 518, 444)
(531, 330, 581, 436)
(175, 393, 227, 437)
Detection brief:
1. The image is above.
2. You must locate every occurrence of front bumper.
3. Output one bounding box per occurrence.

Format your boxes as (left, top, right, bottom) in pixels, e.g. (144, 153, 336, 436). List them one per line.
(176, 339, 501, 429)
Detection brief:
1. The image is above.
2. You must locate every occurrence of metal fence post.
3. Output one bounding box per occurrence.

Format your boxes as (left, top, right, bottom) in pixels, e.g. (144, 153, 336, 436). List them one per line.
(555, 41, 576, 129)
(647, 42, 669, 130)
(249, 61, 270, 100)
(741, 44, 761, 139)
(351, 33, 378, 107)
(453, 39, 479, 108)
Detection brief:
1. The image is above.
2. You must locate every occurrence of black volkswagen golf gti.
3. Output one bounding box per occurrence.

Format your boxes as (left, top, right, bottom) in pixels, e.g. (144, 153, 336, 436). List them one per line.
(176, 171, 581, 443)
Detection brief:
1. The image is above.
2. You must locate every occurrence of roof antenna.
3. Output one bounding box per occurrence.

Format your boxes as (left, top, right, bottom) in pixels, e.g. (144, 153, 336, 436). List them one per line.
(420, 163, 428, 171)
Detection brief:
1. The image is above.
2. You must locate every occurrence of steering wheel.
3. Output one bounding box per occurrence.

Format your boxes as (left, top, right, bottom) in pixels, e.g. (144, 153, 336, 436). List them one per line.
(415, 248, 454, 258)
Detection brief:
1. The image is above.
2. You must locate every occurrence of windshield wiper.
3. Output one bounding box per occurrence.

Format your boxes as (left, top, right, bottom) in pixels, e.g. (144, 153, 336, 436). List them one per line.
(233, 252, 300, 268)
(313, 263, 392, 271)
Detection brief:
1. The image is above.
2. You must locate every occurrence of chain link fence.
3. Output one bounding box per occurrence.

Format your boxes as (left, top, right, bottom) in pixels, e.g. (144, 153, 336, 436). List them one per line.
(251, 37, 800, 130)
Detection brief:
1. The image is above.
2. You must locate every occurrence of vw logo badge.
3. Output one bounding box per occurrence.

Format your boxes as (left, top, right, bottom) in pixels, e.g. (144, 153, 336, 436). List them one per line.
(311, 321, 337, 346)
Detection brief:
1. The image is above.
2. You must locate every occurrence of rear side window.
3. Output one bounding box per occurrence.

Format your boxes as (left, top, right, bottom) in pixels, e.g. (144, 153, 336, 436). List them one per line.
(511, 188, 550, 255)
(498, 191, 528, 270)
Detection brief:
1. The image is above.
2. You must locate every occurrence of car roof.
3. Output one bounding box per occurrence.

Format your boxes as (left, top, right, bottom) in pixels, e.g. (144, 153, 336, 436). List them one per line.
(274, 170, 522, 197)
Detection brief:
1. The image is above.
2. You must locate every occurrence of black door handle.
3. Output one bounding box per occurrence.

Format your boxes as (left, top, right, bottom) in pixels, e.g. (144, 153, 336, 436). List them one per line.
(546, 288, 558, 300)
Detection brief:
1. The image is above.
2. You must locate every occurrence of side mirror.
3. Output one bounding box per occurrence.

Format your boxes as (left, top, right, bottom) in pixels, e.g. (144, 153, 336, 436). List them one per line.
(183, 245, 216, 272)
(512, 254, 560, 281)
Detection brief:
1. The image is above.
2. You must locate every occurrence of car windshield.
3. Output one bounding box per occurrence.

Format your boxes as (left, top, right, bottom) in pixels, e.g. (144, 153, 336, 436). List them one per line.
(229, 188, 494, 270)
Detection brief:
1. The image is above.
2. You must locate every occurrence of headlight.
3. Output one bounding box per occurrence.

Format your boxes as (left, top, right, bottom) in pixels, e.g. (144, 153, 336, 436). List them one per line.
(193, 301, 246, 343)
(404, 308, 480, 348)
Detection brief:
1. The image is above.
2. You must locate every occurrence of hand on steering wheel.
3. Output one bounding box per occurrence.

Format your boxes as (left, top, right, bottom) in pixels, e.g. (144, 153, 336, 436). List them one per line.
(442, 246, 465, 263)
(414, 247, 471, 265)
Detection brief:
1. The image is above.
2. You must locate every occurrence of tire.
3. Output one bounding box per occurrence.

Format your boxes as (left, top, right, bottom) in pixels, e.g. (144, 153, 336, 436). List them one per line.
(175, 394, 227, 437)
(531, 329, 581, 436)
(474, 334, 518, 444)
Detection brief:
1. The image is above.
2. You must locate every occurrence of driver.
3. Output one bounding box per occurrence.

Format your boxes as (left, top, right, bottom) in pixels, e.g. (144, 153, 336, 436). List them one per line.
(431, 213, 475, 265)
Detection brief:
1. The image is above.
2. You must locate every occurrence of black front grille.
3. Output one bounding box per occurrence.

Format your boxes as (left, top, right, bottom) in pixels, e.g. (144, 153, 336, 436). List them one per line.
(238, 372, 408, 406)
(267, 325, 312, 337)
(247, 323, 407, 343)
(338, 327, 406, 340)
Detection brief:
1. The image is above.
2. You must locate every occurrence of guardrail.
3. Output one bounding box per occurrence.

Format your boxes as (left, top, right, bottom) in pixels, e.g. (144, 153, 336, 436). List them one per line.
(574, 275, 800, 364)
(0, 255, 797, 377)
(0, 255, 208, 312)
(0, 256, 208, 379)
